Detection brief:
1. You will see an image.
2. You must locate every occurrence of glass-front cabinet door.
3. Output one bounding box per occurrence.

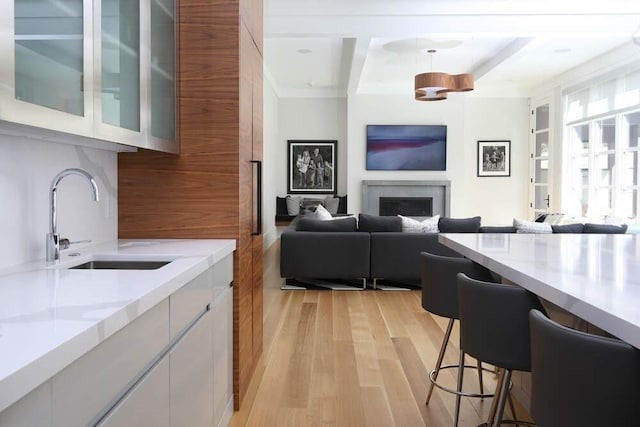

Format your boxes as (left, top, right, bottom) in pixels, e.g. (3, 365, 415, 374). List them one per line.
(0, 0, 94, 135)
(94, 0, 144, 144)
(149, 0, 176, 149)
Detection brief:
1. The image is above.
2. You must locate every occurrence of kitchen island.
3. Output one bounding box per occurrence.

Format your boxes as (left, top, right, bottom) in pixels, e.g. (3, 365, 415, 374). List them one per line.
(0, 239, 235, 427)
(438, 233, 640, 348)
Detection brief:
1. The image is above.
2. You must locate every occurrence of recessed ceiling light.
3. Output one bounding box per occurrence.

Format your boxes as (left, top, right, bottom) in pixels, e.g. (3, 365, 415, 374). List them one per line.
(297, 48, 313, 54)
(554, 48, 572, 54)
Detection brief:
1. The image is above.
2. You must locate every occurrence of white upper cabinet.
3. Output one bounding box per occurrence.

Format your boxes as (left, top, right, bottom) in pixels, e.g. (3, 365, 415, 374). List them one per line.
(0, 0, 177, 153)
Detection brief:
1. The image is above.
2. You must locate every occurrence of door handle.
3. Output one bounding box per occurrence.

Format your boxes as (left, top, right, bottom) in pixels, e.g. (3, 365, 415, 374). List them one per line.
(251, 160, 262, 235)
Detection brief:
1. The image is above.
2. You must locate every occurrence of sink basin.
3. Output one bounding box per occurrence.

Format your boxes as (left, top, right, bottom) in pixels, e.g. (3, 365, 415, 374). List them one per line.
(69, 260, 171, 270)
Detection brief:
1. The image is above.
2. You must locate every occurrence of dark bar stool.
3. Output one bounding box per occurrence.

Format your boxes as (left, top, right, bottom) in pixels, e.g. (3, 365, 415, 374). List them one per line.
(420, 252, 497, 427)
(529, 309, 640, 427)
(457, 273, 545, 427)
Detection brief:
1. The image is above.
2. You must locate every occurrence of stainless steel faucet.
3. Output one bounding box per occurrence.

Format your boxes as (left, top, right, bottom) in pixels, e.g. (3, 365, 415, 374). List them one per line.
(46, 168, 100, 262)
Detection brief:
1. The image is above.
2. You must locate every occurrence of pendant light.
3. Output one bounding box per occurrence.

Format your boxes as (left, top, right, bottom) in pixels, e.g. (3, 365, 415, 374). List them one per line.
(414, 49, 474, 101)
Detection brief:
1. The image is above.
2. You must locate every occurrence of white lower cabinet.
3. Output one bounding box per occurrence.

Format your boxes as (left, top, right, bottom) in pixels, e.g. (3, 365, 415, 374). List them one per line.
(52, 300, 170, 427)
(96, 357, 170, 427)
(0, 381, 52, 427)
(170, 309, 214, 427)
(212, 286, 233, 427)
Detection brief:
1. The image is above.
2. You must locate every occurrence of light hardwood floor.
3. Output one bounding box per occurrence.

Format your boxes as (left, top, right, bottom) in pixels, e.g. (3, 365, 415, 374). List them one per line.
(229, 241, 497, 426)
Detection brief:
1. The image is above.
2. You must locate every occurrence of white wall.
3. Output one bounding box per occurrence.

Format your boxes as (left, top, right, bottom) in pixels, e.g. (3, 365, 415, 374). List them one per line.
(277, 98, 348, 197)
(262, 78, 280, 250)
(462, 97, 530, 224)
(347, 94, 530, 225)
(0, 136, 117, 269)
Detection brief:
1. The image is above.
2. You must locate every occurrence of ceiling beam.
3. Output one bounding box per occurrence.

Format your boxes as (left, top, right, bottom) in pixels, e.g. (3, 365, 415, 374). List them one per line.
(339, 38, 356, 93)
(347, 37, 371, 95)
(472, 37, 534, 80)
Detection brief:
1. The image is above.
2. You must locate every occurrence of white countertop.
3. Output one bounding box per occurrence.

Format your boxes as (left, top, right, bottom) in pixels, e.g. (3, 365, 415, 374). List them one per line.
(0, 239, 236, 413)
(438, 233, 640, 349)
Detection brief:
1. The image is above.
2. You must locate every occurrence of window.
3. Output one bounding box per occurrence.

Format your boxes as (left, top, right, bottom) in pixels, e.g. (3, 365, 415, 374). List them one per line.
(564, 69, 640, 222)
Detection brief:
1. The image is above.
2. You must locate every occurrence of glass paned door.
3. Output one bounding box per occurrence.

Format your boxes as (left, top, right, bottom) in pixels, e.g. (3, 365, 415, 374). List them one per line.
(532, 103, 550, 218)
(14, 0, 84, 115)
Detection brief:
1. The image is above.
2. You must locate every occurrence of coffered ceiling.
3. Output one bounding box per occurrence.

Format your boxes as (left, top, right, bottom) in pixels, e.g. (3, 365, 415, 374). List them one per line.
(264, 0, 640, 98)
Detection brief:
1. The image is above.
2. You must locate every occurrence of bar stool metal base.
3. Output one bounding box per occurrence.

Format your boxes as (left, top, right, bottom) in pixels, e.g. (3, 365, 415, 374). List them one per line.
(480, 369, 536, 427)
(428, 364, 495, 399)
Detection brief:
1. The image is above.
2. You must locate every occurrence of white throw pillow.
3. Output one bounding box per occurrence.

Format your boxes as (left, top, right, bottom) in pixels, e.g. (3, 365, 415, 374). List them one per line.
(324, 196, 340, 214)
(513, 218, 552, 234)
(286, 196, 301, 215)
(314, 204, 334, 220)
(399, 215, 440, 233)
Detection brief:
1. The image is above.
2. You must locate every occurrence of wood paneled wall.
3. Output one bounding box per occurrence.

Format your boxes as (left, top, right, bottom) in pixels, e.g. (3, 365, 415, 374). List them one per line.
(118, 0, 263, 409)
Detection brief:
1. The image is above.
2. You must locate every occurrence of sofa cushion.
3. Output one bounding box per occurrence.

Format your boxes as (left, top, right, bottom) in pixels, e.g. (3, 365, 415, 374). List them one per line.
(358, 214, 402, 232)
(514, 218, 552, 234)
(399, 215, 440, 233)
(583, 223, 628, 234)
(438, 216, 481, 233)
(324, 196, 340, 214)
(286, 196, 301, 215)
(295, 217, 358, 232)
(551, 223, 585, 233)
(480, 226, 517, 233)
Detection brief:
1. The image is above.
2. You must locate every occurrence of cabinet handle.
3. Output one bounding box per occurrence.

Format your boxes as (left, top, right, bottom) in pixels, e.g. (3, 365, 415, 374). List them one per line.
(251, 160, 262, 236)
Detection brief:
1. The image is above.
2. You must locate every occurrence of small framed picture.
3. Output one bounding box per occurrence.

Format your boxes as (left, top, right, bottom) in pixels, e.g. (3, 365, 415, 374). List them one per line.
(287, 140, 337, 194)
(477, 140, 511, 177)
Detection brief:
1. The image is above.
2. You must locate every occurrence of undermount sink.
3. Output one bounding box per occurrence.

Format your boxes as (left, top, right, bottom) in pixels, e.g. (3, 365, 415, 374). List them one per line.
(69, 260, 172, 270)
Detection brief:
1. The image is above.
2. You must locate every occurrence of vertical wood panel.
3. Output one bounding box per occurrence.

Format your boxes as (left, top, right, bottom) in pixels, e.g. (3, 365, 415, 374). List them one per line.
(118, 0, 263, 410)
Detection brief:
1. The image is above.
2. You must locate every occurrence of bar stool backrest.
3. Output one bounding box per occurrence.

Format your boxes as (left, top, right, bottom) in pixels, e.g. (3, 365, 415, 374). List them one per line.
(457, 273, 545, 372)
(529, 309, 640, 427)
(420, 252, 494, 320)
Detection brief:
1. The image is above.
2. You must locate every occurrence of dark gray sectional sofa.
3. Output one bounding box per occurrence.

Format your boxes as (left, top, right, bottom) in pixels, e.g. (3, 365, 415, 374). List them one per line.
(279, 213, 628, 288)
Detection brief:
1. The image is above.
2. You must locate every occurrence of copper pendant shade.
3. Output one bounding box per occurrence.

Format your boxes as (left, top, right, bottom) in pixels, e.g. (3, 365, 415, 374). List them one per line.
(414, 72, 474, 101)
(414, 49, 474, 101)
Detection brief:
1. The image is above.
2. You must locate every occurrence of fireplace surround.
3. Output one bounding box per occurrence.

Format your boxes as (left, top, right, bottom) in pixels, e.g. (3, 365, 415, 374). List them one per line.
(362, 180, 450, 218)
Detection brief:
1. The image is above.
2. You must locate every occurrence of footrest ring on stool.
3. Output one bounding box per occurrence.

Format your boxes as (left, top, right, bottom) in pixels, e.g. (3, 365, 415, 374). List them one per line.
(429, 364, 495, 399)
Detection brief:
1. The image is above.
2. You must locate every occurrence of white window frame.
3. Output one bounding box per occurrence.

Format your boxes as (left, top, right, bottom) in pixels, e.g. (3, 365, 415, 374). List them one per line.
(563, 70, 640, 222)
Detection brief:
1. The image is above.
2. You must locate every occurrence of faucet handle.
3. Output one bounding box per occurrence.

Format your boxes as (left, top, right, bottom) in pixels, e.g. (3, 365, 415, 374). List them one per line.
(59, 239, 92, 250)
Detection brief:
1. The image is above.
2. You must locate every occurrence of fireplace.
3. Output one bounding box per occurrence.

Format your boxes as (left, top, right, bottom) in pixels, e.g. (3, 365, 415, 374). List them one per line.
(362, 180, 450, 217)
(379, 197, 433, 216)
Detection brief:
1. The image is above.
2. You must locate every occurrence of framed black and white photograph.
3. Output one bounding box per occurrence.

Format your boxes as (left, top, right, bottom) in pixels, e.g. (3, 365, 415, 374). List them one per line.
(477, 140, 511, 177)
(287, 140, 337, 194)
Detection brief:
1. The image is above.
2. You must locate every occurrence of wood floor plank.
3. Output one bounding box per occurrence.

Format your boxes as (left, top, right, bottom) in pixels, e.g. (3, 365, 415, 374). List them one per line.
(378, 358, 427, 426)
(361, 386, 396, 427)
(334, 340, 367, 427)
(313, 291, 335, 376)
(361, 292, 397, 361)
(281, 301, 318, 408)
(308, 372, 337, 426)
(332, 292, 353, 342)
